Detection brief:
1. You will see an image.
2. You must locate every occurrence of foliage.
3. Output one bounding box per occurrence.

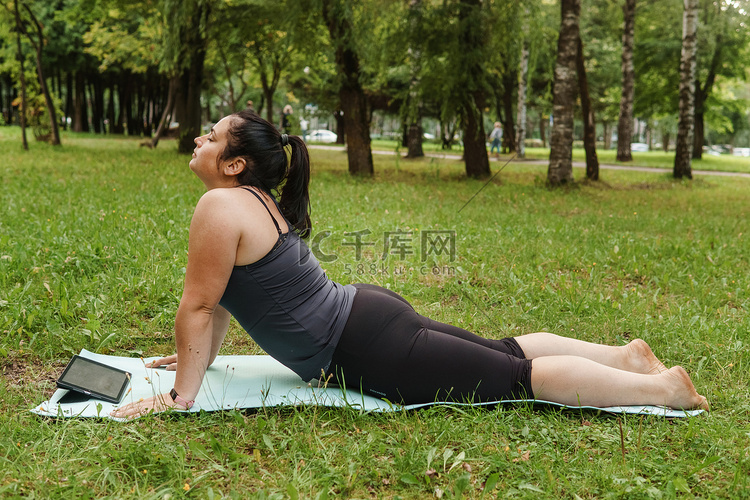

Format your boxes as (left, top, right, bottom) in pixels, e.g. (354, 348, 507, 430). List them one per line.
(634, 0, 750, 119)
(579, 0, 623, 124)
(81, 0, 164, 74)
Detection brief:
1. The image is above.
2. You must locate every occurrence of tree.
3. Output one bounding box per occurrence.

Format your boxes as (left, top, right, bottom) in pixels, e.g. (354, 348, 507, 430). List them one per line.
(690, 0, 749, 159)
(456, 0, 490, 179)
(76, 0, 171, 137)
(404, 0, 424, 159)
(577, 36, 598, 180)
(548, 0, 580, 185)
(321, 0, 373, 176)
(516, 1, 554, 158)
(163, 0, 212, 154)
(12, 0, 28, 149)
(673, 0, 698, 179)
(16, 2, 61, 145)
(208, 1, 298, 124)
(616, 0, 635, 162)
(516, 37, 529, 159)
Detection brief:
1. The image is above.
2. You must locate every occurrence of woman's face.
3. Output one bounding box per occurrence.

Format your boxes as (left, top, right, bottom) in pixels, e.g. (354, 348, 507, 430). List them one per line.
(189, 116, 233, 184)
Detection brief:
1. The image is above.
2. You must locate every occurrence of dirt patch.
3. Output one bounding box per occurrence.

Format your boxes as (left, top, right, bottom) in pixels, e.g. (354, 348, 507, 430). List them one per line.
(2, 357, 65, 389)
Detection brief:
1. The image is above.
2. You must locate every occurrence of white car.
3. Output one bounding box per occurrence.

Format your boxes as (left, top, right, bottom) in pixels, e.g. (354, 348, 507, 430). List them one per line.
(307, 130, 338, 143)
(631, 142, 649, 152)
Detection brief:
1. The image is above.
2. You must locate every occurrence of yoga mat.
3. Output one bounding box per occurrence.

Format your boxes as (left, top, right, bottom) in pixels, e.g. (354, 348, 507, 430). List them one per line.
(31, 350, 705, 420)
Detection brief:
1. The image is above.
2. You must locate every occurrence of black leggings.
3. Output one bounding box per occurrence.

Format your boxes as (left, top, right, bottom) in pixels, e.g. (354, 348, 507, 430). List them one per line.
(329, 284, 534, 405)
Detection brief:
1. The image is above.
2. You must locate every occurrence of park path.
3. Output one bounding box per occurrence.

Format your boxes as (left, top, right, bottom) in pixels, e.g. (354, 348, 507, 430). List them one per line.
(308, 144, 750, 179)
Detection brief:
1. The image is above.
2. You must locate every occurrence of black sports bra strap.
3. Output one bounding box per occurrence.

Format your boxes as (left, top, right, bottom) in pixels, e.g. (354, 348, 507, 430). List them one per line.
(240, 187, 282, 236)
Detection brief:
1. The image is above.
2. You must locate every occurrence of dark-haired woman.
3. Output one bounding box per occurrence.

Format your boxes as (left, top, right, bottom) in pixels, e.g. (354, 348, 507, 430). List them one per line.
(112, 111, 708, 418)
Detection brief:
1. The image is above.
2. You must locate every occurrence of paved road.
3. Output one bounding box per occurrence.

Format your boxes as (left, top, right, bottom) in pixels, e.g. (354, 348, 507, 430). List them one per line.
(308, 145, 750, 179)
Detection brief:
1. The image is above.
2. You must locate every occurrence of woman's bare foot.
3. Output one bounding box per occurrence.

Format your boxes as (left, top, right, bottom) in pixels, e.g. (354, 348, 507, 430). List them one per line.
(663, 366, 709, 411)
(625, 339, 669, 375)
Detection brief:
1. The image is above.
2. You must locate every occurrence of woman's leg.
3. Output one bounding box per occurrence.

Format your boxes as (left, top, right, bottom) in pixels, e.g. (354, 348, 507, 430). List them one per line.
(515, 332, 667, 374)
(334, 286, 533, 404)
(351, 286, 668, 376)
(530, 356, 708, 410)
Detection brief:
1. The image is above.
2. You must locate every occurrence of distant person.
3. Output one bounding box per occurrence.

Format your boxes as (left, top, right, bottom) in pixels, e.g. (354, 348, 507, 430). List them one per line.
(488, 122, 503, 158)
(281, 105, 293, 134)
(299, 117, 309, 142)
(246, 100, 254, 111)
(111, 110, 708, 419)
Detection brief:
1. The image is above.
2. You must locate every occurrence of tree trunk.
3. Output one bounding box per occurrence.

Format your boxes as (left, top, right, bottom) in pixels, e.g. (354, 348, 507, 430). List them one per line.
(64, 72, 73, 131)
(603, 122, 611, 149)
(91, 74, 105, 134)
(120, 76, 134, 135)
(5, 74, 18, 125)
(548, 0, 580, 185)
(173, 4, 210, 154)
(259, 76, 275, 126)
(177, 50, 206, 153)
(457, 0, 490, 178)
(14, 0, 28, 150)
(150, 76, 177, 148)
(577, 36, 599, 180)
(339, 86, 374, 175)
(692, 108, 704, 158)
(405, 0, 424, 159)
(539, 112, 546, 147)
(136, 78, 147, 136)
(616, 0, 635, 162)
(502, 70, 516, 153)
(516, 41, 529, 159)
(406, 121, 424, 158)
(673, 0, 698, 179)
(334, 110, 346, 144)
(440, 119, 457, 149)
(462, 101, 491, 179)
(73, 70, 88, 132)
(106, 80, 116, 134)
(322, 0, 374, 176)
(691, 39, 721, 160)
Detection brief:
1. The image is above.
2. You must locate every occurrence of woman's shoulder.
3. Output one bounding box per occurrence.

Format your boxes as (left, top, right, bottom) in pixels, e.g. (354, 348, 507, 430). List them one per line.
(196, 187, 249, 209)
(192, 188, 249, 223)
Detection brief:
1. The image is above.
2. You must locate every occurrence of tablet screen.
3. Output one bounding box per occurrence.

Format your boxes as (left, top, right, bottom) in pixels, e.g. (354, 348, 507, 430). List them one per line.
(57, 356, 131, 403)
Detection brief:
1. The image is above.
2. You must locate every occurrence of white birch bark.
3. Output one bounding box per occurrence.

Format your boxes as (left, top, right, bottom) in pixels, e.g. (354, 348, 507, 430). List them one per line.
(673, 0, 699, 179)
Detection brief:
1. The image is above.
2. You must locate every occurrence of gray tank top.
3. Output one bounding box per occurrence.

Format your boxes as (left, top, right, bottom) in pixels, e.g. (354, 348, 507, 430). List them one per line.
(218, 188, 355, 381)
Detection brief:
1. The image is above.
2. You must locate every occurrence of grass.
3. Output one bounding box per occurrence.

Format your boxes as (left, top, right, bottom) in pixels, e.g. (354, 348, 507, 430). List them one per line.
(1, 127, 749, 498)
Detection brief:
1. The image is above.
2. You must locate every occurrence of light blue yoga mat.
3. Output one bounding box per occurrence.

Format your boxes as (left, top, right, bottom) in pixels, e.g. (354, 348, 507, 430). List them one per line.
(31, 350, 705, 420)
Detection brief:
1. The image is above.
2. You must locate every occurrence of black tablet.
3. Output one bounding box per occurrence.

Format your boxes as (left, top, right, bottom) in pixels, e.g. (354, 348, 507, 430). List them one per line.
(57, 355, 132, 404)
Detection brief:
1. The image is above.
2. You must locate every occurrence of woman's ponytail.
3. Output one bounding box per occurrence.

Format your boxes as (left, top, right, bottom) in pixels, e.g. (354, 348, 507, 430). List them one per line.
(279, 135, 312, 238)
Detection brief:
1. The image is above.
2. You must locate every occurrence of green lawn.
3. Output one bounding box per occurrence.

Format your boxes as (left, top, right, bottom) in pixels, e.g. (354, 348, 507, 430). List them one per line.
(1, 129, 749, 498)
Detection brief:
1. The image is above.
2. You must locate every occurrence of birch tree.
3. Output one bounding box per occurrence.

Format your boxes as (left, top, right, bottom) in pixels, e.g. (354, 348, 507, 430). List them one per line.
(548, 0, 580, 185)
(673, 0, 698, 179)
(616, 0, 635, 162)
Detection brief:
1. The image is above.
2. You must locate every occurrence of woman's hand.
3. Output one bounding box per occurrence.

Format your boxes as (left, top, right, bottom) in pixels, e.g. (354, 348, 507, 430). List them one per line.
(145, 354, 178, 371)
(110, 392, 185, 420)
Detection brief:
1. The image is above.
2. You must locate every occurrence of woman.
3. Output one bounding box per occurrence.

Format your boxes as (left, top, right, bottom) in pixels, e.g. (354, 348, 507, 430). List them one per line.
(112, 111, 707, 418)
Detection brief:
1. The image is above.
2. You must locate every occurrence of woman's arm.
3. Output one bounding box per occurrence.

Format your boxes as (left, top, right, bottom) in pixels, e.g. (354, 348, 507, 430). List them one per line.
(111, 190, 240, 418)
(144, 305, 230, 371)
